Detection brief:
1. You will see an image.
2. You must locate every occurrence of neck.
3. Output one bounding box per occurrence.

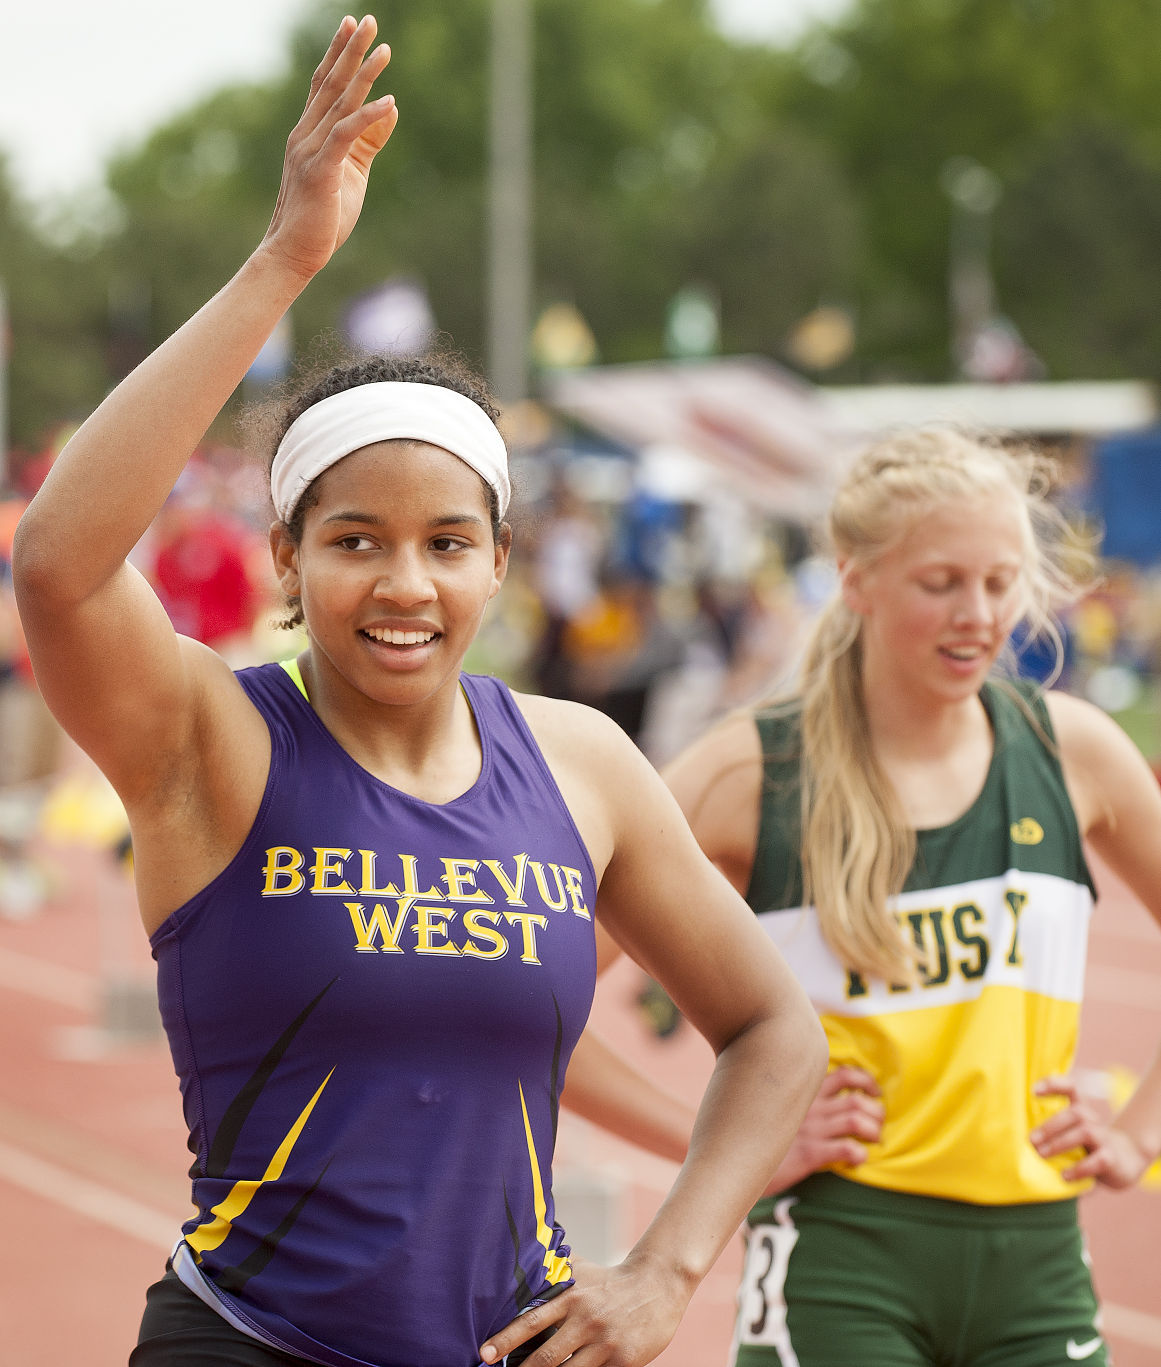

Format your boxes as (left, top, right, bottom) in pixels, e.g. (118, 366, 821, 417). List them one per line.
(297, 651, 480, 800)
(860, 651, 987, 762)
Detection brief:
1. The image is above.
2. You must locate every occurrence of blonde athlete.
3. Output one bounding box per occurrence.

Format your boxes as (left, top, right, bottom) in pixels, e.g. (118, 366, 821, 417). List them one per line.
(13, 20, 824, 1367)
(664, 429, 1161, 1367)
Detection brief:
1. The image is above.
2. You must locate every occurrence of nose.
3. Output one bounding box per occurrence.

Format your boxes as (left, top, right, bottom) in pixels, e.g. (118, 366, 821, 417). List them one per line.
(951, 580, 993, 628)
(372, 549, 437, 608)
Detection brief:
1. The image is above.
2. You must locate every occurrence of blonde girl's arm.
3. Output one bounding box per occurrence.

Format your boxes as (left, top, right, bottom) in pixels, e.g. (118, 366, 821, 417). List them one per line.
(12, 17, 398, 799)
(1031, 690, 1161, 1186)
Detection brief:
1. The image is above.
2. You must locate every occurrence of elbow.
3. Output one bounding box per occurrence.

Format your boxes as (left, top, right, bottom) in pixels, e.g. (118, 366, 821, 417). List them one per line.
(12, 507, 80, 610)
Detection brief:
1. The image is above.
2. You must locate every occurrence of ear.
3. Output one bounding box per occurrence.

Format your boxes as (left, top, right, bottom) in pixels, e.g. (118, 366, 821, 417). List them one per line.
(839, 558, 871, 617)
(270, 522, 301, 601)
(489, 522, 513, 600)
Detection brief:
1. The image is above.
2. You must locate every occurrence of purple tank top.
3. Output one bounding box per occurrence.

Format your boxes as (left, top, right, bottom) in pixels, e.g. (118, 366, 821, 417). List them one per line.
(151, 664, 598, 1367)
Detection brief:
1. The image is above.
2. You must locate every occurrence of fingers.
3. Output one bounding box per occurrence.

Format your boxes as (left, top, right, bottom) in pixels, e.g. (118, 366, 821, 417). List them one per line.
(304, 14, 359, 109)
(300, 16, 389, 143)
(1033, 1073, 1078, 1104)
(1030, 1105, 1100, 1160)
(480, 1294, 568, 1364)
(820, 1065, 881, 1098)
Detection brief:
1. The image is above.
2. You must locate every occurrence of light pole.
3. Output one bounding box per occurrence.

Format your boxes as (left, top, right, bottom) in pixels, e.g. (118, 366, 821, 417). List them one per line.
(941, 156, 1001, 374)
(489, 0, 533, 407)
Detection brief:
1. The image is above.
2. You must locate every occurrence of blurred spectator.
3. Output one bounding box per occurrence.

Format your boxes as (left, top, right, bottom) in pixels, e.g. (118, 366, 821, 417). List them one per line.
(528, 478, 602, 699)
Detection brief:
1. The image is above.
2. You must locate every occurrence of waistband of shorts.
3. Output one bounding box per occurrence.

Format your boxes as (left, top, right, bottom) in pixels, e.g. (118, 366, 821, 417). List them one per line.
(749, 1172, 1081, 1229)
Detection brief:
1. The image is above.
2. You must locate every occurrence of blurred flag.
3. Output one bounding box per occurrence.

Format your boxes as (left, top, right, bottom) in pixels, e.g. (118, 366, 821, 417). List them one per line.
(344, 276, 436, 356)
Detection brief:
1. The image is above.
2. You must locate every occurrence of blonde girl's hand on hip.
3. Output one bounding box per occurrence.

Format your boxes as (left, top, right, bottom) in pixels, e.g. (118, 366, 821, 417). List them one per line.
(260, 14, 399, 284)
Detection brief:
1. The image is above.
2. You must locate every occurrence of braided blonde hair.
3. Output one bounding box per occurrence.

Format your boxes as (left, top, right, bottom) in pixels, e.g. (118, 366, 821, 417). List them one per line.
(786, 427, 1089, 983)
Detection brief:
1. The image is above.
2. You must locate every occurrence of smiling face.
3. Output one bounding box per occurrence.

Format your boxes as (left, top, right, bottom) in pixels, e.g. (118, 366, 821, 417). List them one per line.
(842, 491, 1029, 709)
(271, 439, 510, 712)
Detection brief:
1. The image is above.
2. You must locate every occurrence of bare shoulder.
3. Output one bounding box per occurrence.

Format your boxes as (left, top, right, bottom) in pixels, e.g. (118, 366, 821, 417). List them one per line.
(662, 709, 762, 813)
(1044, 688, 1158, 837)
(508, 690, 656, 880)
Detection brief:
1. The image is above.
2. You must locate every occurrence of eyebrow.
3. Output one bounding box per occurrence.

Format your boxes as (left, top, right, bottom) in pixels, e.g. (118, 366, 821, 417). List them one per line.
(321, 510, 487, 529)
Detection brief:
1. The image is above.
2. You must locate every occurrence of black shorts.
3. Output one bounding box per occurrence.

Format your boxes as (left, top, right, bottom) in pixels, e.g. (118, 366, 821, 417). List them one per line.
(130, 1266, 562, 1366)
(130, 1269, 318, 1365)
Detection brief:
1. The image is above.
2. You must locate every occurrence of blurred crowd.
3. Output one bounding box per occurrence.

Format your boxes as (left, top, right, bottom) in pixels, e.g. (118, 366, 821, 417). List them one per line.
(3, 427, 1161, 924)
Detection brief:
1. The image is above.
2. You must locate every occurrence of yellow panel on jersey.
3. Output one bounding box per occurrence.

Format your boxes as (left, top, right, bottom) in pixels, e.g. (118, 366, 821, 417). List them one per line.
(748, 681, 1097, 1207)
(518, 1081, 572, 1285)
(187, 1068, 334, 1257)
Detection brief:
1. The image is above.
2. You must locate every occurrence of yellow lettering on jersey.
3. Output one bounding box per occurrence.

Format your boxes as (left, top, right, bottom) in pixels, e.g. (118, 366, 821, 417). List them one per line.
(359, 850, 398, 896)
(262, 846, 306, 896)
(1005, 889, 1029, 966)
(346, 900, 409, 954)
(953, 902, 989, 980)
(482, 853, 531, 906)
(310, 847, 355, 895)
(397, 853, 443, 900)
(505, 911, 549, 964)
(440, 859, 494, 903)
(529, 862, 568, 911)
(461, 909, 510, 959)
(560, 865, 591, 920)
(414, 905, 461, 956)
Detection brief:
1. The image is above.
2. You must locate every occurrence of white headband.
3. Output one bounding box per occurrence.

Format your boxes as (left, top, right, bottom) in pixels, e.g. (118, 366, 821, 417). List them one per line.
(270, 380, 510, 523)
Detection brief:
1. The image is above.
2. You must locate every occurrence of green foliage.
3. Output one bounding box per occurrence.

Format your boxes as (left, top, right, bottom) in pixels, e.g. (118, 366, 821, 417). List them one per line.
(0, 156, 110, 457)
(10, 0, 1161, 450)
(777, 0, 1161, 377)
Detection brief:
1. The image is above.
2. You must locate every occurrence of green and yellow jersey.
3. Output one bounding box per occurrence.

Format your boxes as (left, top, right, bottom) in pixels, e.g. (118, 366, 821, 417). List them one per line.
(748, 680, 1095, 1205)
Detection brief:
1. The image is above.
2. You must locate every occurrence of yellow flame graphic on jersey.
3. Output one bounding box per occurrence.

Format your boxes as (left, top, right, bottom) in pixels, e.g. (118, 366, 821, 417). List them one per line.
(518, 1081, 572, 1285)
(187, 1069, 335, 1258)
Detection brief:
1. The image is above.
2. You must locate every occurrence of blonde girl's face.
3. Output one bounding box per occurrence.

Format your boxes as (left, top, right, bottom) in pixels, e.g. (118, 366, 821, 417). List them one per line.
(842, 490, 1029, 706)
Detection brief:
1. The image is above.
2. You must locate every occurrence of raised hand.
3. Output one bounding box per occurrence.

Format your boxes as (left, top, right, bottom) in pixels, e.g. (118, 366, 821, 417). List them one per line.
(1030, 1074, 1153, 1189)
(262, 15, 399, 282)
(761, 1065, 884, 1194)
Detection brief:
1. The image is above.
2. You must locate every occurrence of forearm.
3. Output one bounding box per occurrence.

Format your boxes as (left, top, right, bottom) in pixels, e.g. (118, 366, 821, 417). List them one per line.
(15, 246, 307, 602)
(1112, 1043, 1161, 1166)
(623, 1007, 826, 1287)
(562, 1030, 692, 1165)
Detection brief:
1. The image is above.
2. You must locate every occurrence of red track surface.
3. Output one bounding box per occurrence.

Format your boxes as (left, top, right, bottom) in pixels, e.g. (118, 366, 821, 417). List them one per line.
(0, 834, 1158, 1366)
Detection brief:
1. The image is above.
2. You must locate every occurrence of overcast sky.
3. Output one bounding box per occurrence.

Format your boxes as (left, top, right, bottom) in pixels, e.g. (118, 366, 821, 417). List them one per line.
(0, 0, 850, 209)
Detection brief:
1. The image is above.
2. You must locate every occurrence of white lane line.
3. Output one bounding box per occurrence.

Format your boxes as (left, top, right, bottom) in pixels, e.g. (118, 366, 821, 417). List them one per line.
(0, 946, 93, 1009)
(0, 1139, 176, 1248)
(1104, 1300, 1161, 1350)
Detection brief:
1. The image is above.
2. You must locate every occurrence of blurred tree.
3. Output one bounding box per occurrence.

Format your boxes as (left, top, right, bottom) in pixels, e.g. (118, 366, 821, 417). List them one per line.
(99, 0, 858, 392)
(996, 123, 1161, 383)
(0, 156, 110, 458)
(777, 0, 1161, 378)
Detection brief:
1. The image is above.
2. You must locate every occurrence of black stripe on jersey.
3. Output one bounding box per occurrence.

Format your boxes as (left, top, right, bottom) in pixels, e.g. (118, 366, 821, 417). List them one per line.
(548, 998, 564, 1144)
(503, 1185, 535, 1311)
(204, 978, 338, 1180)
(213, 1158, 333, 1295)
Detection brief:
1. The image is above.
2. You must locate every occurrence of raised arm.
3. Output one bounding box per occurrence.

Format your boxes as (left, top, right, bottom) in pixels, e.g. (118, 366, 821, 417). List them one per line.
(12, 17, 397, 803)
(1030, 690, 1161, 1187)
(483, 706, 828, 1367)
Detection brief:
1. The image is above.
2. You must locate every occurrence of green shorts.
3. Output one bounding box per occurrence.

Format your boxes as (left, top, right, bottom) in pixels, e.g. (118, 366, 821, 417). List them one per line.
(731, 1174, 1107, 1367)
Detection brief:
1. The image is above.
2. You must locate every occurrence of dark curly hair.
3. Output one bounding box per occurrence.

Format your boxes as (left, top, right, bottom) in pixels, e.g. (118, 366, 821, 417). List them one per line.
(250, 346, 508, 630)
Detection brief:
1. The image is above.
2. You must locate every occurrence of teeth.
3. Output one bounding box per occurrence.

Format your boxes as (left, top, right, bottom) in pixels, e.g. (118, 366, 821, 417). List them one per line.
(364, 627, 435, 645)
(944, 647, 982, 660)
